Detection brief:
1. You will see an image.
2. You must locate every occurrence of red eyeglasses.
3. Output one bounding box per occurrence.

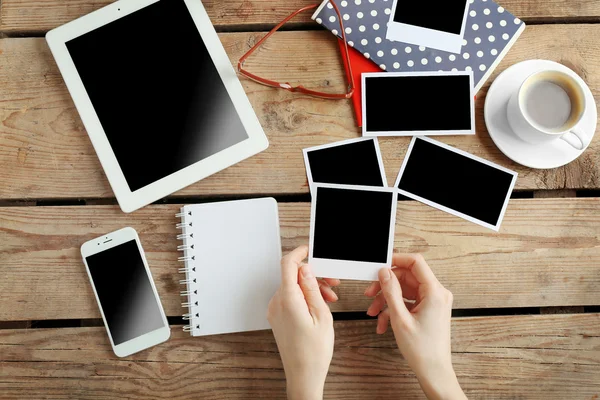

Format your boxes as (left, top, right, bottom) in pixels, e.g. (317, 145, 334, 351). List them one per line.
(237, 0, 355, 100)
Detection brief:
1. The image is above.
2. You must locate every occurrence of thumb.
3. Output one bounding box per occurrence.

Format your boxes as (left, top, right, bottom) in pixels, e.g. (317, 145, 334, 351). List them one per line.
(299, 264, 329, 319)
(378, 268, 412, 323)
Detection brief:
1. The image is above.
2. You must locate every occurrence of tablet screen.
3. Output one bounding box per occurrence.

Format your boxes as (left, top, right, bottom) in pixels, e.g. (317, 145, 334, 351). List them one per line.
(66, 0, 248, 192)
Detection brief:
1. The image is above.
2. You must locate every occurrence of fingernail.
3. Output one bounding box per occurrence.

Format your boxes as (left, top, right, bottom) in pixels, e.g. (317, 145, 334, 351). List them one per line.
(300, 264, 314, 279)
(379, 268, 391, 283)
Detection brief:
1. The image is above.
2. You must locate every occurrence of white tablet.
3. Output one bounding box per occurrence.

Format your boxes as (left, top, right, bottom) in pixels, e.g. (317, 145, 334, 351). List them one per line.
(46, 0, 268, 212)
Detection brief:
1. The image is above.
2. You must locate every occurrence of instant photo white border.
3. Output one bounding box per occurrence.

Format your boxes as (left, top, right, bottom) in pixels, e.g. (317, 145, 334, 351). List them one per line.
(309, 183, 398, 281)
(386, 0, 470, 54)
(46, 0, 268, 213)
(80, 227, 170, 357)
(303, 137, 388, 191)
(394, 136, 518, 231)
(362, 71, 475, 137)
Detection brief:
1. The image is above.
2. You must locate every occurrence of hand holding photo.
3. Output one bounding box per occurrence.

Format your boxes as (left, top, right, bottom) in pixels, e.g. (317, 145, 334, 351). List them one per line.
(395, 137, 517, 231)
(386, 0, 470, 54)
(362, 71, 475, 137)
(303, 137, 387, 190)
(309, 184, 398, 281)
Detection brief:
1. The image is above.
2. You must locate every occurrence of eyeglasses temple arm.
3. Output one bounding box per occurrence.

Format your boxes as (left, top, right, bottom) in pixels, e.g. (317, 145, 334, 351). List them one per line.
(238, 4, 319, 72)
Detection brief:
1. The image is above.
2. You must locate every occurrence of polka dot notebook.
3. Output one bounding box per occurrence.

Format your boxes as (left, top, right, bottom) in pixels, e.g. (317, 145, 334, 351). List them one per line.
(313, 0, 525, 93)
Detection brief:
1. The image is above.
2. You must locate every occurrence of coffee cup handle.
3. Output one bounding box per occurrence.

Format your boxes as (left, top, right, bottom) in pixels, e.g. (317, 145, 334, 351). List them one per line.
(561, 128, 587, 151)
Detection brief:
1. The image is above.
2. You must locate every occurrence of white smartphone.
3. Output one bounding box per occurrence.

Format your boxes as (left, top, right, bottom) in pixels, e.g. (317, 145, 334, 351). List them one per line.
(81, 227, 170, 357)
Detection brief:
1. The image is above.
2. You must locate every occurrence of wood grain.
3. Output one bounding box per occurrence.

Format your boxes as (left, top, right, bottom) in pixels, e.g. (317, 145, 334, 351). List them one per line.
(1, 199, 600, 321)
(2, 26, 600, 201)
(0, 0, 313, 34)
(1, 314, 599, 399)
(1, 0, 600, 34)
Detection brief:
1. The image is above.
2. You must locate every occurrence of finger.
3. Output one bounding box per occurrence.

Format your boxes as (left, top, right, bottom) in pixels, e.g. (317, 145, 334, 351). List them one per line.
(395, 267, 420, 292)
(323, 278, 341, 287)
(397, 280, 419, 302)
(365, 275, 418, 302)
(319, 281, 339, 302)
(281, 245, 309, 288)
(378, 268, 412, 323)
(367, 292, 386, 316)
(364, 281, 380, 297)
(376, 308, 390, 334)
(392, 254, 439, 286)
(299, 263, 330, 318)
(368, 291, 417, 317)
(404, 298, 418, 312)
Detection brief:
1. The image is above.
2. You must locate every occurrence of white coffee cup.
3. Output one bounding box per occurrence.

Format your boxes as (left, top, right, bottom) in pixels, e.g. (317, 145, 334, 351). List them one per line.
(507, 69, 588, 150)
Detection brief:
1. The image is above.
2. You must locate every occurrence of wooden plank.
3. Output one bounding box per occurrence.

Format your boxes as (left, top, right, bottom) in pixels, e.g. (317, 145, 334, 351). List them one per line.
(2, 0, 600, 34)
(1, 314, 599, 398)
(2, 26, 600, 200)
(533, 188, 579, 318)
(1, 199, 600, 321)
(0, 0, 314, 34)
(534, 190, 577, 198)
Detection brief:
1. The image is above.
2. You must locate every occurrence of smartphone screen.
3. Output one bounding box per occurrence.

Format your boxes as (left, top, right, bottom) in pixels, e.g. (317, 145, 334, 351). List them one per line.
(85, 239, 165, 345)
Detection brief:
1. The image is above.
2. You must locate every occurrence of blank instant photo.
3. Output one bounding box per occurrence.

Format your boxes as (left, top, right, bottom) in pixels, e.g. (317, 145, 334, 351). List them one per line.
(362, 71, 474, 137)
(309, 184, 398, 281)
(395, 137, 517, 231)
(386, 0, 470, 54)
(303, 138, 387, 190)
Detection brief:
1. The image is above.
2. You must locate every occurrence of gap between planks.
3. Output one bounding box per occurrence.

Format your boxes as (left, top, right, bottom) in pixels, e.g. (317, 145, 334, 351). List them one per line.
(1, 306, 597, 330)
(3, 26, 600, 199)
(1, 314, 599, 399)
(2, 200, 600, 321)
(2, 0, 600, 36)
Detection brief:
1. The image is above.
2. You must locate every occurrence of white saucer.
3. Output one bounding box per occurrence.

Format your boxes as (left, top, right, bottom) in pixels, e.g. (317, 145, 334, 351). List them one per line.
(484, 60, 597, 169)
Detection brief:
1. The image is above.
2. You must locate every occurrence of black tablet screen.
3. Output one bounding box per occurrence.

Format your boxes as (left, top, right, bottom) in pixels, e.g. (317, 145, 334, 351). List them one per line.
(66, 0, 248, 192)
(397, 138, 515, 226)
(364, 74, 472, 133)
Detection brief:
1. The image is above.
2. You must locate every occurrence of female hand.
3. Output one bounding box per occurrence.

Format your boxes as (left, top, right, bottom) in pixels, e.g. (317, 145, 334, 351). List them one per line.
(365, 254, 467, 400)
(268, 245, 340, 400)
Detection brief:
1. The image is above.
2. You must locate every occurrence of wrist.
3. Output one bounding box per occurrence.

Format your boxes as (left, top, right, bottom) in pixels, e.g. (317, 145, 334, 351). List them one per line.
(286, 380, 324, 400)
(416, 366, 466, 400)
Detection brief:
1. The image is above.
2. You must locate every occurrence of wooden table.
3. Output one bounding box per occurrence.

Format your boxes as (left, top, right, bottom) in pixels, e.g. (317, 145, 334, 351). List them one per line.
(1, 0, 600, 398)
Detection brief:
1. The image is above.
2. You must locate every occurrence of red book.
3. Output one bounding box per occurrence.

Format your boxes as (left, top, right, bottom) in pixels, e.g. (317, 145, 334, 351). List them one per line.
(338, 38, 381, 127)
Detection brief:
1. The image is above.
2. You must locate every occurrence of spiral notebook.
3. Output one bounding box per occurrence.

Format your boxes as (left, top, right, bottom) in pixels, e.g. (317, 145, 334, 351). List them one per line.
(176, 198, 282, 336)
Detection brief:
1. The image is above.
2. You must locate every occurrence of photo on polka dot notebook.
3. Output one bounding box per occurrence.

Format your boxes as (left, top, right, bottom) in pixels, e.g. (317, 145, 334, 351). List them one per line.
(313, 0, 525, 94)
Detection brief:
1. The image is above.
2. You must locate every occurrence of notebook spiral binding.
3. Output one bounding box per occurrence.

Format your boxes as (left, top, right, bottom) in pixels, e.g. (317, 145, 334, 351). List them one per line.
(176, 209, 199, 333)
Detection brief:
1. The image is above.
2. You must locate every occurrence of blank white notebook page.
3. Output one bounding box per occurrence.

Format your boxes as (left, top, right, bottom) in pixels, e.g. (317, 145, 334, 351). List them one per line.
(178, 197, 282, 336)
